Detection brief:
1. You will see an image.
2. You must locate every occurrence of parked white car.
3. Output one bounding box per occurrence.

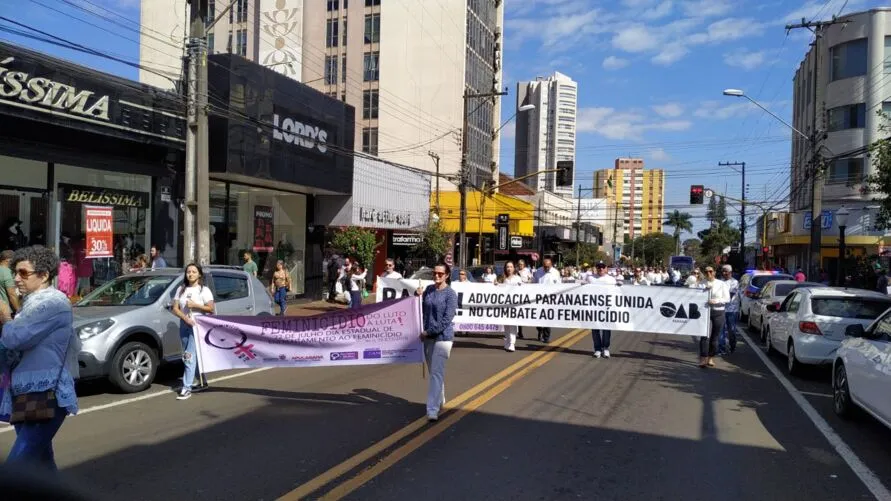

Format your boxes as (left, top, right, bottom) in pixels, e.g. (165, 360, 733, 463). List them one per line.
(748, 280, 825, 337)
(832, 310, 891, 430)
(764, 287, 891, 376)
(738, 271, 794, 320)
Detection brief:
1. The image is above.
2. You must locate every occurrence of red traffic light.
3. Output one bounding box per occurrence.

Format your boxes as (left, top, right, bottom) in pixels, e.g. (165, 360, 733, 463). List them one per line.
(690, 185, 705, 204)
(762, 246, 770, 254)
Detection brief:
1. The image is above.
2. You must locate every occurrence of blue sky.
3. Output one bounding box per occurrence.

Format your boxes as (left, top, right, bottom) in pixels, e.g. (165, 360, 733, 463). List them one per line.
(1, 0, 886, 241)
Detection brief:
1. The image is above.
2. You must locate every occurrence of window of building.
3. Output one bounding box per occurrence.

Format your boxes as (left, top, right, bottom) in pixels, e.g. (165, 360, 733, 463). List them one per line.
(327, 0, 339, 11)
(207, 33, 214, 54)
(830, 38, 867, 81)
(365, 0, 380, 6)
(362, 127, 379, 155)
(827, 103, 866, 131)
(226, 32, 232, 53)
(341, 93, 346, 102)
(827, 157, 865, 185)
(364, 13, 380, 44)
(206, 0, 215, 25)
(342, 19, 348, 46)
(238, 0, 248, 22)
(363, 51, 379, 81)
(885, 37, 891, 74)
(324, 55, 338, 85)
(363, 89, 379, 119)
(326, 19, 339, 48)
(341, 55, 347, 83)
(236, 28, 247, 56)
(882, 102, 891, 116)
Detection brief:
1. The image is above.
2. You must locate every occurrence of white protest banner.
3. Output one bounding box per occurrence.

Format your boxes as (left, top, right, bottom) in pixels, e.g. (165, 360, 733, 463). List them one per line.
(376, 277, 502, 332)
(193, 297, 424, 373)
(450, 283, 710, 337)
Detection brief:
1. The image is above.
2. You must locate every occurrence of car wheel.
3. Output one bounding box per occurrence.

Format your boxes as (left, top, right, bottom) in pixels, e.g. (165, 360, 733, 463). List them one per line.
(833, 363, 855, 419)
(109, 341, 159, 393)
(787, 341, 801, 376)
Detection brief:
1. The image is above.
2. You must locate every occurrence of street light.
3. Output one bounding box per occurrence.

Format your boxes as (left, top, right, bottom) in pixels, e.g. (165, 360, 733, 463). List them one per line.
(723, 89, 809, 141)
(836, 206, 850, 286)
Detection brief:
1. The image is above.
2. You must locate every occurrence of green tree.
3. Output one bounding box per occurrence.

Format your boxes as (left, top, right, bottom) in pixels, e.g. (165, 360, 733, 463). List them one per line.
(663, 210, 693, 254)
(410, 221, 450, 261)
(699, 221, 739, 266)
(706, 196, 718, 225)
(715, 196, 728, 224)
(566, 243, 611, 267)
(630, 233, 676, 267)
(331, 226, 380, 271)
(683, 238, 702, 260)
(867, 114, 891, 228)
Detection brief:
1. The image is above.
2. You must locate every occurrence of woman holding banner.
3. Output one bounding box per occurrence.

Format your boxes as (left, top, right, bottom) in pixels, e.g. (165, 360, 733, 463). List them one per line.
(498, 262, 523, 352)
(417, 262, 458, 422)
(348, 263, 367, 310)
(172, 264, 215, 400)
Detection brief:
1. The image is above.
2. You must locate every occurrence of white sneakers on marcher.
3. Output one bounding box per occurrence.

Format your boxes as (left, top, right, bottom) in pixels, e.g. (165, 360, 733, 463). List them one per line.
(603, 350, 611, 358)
(593, 351, 602, 358)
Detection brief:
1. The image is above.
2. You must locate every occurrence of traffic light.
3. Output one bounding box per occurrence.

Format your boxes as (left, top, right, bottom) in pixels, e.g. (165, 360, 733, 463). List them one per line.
(690, 185, 704, 204)
(762, 246, 770, 255)
(556, 160, 573, 186)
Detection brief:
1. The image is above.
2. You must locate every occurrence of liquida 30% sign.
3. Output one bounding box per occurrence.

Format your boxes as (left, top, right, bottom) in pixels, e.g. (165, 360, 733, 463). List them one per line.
(84, 205, 114, 258)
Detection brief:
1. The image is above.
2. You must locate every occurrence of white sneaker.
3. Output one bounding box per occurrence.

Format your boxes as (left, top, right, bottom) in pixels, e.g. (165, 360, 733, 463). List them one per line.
(176, 389, 192, 400)
(593, 351, 602, 358)
(427, 413, 439, 422)
(603, 349, 611, 359)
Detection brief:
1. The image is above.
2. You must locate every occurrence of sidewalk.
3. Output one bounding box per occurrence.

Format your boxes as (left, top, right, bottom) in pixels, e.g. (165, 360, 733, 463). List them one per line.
(284, 296, 376, 317)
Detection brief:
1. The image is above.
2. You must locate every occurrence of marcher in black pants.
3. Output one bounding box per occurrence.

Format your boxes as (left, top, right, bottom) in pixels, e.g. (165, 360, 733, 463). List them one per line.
(700, 267, 730, 368)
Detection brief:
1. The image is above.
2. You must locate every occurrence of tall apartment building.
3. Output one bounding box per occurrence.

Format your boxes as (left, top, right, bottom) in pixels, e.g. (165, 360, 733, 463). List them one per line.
(513, 72, 577, 197)
(791, 8, 891, 210)
(301, 0, 505, 186)
(593, 158, 664, 240)
(140, 0, 304, 88)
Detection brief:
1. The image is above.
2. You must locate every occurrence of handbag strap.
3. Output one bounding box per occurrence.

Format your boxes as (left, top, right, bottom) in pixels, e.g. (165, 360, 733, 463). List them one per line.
(52, 333, 73, 389)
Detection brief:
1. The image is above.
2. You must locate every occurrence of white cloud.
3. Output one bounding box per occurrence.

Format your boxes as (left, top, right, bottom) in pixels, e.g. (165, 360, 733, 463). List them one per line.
(612, 24, 660, 52)
(508, 8, 607, 47)
(642, 0, 674, 21)
(500, 120, 516, 140)
(724, 48, 769, 70)
(603, 55, 630, 70)
(783, 0, 863, 23)
(652, 42, 688, 65)
(648, 148, 671, 161)
(652, 102, 684, 118)
(693, 100, 758, 120)
(680, 0, 733, 18)
(577, 107, 692, 141)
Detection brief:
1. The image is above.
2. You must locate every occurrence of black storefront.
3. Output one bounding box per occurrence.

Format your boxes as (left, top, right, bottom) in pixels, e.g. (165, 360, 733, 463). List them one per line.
(0, 41, 185, 291)
(207, 54, 355, 299)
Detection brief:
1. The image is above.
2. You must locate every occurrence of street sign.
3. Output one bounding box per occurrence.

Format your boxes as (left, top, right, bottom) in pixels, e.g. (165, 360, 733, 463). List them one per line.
(510, 236, 522, 248)
(497, 226, 509, 250)
(705, 189, 714, 198)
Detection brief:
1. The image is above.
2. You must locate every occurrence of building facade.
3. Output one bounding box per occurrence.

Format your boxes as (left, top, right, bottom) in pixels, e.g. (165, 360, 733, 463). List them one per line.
(514, 72, 577, 197)
(593, 158, 664, 240)
(301, 0, 504, 188)
(780, 8, 891, 275)
(573, 198, 624, 259)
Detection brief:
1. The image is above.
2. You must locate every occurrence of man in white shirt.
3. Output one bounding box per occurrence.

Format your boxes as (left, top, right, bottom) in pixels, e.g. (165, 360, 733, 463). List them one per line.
(701, 266, 730, 368)
(380, 258, 403, 279)
(588, 262, 617, 358)
(533, 257, 561, 343)
(631, 268, 650, 286)
(718, 264, 740, 355)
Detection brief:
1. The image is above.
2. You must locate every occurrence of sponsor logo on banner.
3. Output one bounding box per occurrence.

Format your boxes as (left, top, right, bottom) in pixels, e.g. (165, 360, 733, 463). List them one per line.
(330, 351, 359, 361)
(363, 348, 382, 359)
(659, 302, 702, 322)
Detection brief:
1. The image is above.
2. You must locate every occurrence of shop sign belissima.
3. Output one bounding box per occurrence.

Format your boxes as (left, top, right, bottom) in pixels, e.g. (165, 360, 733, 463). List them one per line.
(58, 184, 149, 208)
(0, 56, 109, 121)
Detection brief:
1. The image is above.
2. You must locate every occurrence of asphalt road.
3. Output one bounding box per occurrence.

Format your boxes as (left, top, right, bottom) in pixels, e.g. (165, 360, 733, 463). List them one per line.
(1, 323, 889, 501)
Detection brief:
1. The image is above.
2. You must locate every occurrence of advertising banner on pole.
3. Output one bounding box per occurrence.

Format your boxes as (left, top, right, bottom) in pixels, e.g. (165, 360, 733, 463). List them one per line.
(194, 297, 424, 374)
(376, 278, 502, 332)
(84, 205, 114, 259)
(449, 282, 710, 337)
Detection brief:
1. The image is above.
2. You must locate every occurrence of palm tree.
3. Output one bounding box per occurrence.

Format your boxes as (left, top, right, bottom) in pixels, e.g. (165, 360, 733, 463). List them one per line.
(664, 210, 694, 255)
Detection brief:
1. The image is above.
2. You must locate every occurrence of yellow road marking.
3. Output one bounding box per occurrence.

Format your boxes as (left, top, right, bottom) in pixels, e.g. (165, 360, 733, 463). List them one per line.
(278, 328, 588, 501)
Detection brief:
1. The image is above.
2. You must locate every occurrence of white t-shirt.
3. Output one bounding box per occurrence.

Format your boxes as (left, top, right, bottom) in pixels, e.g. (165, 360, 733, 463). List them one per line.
(483, 273, 497, 283)
(589, 273, 618, 285)
(381, 271, 403, 279)
(518, 267, 533, 283)
(500, 275, 523, 286)
(534, 267, 562, 284)
(175, 284, 215, 319)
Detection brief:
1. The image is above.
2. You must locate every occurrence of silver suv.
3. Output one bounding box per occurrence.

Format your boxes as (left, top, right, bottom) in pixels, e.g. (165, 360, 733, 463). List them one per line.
(74, 266, 274, 393)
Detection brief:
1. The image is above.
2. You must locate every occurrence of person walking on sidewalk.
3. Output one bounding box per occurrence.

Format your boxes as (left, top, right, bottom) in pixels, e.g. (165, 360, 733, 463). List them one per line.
(498, 261, 523, 352)
(349, 263, 367, 310)
(718, 264, 740, 355)
(171, 264, 215, 400)
(533, 257, 561, 343)
(588, 261, 617, 358)
(701, 266, 729, 368)
(416, 262, 458, 422)
(242, 251, 258, 278)
(270, 260, 291, 316)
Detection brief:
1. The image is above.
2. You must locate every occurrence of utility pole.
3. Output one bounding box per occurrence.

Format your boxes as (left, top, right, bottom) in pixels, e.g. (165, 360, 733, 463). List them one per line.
(428, 151, 440, 216)
(459, 89, 507, 269)
(575, 184, 582, 265)
(719, 161, 746, 262)
(786, 16, 844, 279)
(186, 0, 212, 266)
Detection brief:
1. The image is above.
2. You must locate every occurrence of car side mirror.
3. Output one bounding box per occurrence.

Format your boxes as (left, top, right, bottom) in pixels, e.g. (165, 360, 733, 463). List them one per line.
(845, 324, 865, 338)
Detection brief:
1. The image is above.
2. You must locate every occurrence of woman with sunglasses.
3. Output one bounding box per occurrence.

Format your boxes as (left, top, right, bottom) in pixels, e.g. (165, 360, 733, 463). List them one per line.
(171, 263, 215, 400)
(0, 246, 79, 470)
(416, 262, 458, 421)
(700, 266, 730, 368)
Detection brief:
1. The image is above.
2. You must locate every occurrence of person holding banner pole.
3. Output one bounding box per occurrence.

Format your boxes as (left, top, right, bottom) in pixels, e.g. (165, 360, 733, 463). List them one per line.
(171, 264, 215, 400)
(416, 262, 458, 422)
(497, 261, 523, 352)
(700, 266, 730, 368)
(533, 258, 561, 343)
(348, 264, 367, 310)
(588, 262, 617, 358)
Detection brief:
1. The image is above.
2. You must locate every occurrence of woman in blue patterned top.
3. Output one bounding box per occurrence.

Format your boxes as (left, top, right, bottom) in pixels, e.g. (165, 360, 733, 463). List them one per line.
(0, 245, 80, 470)
(416, 262, 458, 421)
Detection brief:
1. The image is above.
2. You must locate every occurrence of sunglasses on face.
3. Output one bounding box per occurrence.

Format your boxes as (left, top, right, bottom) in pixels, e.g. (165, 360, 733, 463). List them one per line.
(433, 272, 447, 277)
(15, 269, 37, 278)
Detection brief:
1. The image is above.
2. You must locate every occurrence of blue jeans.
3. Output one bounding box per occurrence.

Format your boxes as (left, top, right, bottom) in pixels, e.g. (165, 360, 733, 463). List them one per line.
(719, 311, 738, 353)
(179, 321, 200, 390)
(7, 411, 67, 471)
(592, 329, 612, 352)
(350, 290, 362, 309)
(273, 287, 288, 315)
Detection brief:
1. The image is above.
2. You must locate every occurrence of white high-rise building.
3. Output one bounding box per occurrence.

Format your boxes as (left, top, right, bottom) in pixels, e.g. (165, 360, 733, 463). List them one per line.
(514, 72, 577, 197)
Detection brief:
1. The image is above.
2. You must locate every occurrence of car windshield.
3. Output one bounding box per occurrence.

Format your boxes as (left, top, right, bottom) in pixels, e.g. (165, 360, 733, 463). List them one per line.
(751, 275, 792, 288)
(811, 297, 891, 320)
(775, 283, 802, 296)
(76, 275, 176, 307)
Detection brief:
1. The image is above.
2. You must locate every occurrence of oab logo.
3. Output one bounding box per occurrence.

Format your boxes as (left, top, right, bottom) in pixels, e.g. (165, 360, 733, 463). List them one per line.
(660, 302, 701, 320)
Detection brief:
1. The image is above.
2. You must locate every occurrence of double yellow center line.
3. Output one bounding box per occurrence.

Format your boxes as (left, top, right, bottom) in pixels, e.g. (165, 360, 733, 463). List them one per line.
(278, 327, 590, 501)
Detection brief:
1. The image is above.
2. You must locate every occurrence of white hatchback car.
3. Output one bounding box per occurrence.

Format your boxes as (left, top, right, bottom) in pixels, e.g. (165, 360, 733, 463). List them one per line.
(748, 280, 825, 336)
(832, 310, 891, 430)
(765, 287, 891, 376)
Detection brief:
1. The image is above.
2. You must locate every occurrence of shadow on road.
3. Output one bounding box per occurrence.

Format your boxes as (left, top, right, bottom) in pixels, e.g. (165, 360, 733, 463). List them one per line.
(453, 339, 593, 357)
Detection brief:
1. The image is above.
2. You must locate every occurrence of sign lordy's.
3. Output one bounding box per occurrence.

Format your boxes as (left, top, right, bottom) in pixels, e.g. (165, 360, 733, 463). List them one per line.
(0, 56, 110, 120)
(272, 113, 329, 153)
